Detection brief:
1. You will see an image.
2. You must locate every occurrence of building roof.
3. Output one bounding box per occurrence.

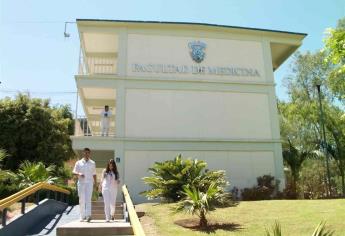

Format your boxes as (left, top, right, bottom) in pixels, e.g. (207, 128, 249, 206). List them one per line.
(76, 19, 307, 36)
(76, 19, 307, 71)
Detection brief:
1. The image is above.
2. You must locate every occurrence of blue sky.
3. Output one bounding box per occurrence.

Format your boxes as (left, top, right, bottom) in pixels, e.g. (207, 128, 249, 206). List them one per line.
(0, 0, 344, 115)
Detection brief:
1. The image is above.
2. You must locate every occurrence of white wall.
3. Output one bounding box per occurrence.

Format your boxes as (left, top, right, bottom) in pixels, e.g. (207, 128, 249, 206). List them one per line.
(124, 150, 275, 203)
(125, 89, 272, 139)
(127, 34, 265, 82)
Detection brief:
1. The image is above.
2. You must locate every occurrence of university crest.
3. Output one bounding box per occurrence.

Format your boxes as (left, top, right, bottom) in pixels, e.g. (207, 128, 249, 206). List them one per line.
(188, 41, 206, 63)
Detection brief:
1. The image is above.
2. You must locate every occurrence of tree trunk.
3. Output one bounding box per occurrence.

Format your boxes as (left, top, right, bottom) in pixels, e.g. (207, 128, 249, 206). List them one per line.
(199, 210, 208, 228)
(341, 173, 345, 197)
(340, 164, 345, 197)
(292, 171, 298, 198)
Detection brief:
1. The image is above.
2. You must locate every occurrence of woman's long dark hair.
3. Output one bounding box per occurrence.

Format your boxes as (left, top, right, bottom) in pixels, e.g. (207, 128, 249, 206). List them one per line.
(105, 159, 119, 180)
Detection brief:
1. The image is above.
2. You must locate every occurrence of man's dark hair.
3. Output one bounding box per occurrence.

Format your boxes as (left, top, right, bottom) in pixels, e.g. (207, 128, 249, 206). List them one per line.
(105, 105, 109, 109)
(84, 147, 91, 152)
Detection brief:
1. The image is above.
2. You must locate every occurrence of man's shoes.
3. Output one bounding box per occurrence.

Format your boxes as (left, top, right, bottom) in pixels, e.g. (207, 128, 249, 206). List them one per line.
(86, 216, 92, 222)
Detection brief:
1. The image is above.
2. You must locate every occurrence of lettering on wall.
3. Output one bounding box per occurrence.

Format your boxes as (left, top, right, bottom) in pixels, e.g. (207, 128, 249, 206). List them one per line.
(130, 40, 261, 77)
(131, 63, 260, 77)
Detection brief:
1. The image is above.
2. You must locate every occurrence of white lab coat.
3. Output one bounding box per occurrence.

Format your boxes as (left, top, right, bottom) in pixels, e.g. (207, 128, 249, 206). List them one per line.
(100, 110, 112, 136)
(73, 158, 96, 219)
(101, 169, 119, 221)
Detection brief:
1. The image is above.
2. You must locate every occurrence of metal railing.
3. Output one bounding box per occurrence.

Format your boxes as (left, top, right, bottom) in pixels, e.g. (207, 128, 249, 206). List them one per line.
(0, 182, 70, 226)
(78, 51, 117, 75)
(75, 116, 115, 137)
(122, 185, 145, 236)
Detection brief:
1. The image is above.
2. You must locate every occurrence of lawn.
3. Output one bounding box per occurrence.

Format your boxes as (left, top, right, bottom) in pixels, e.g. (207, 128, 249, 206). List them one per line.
(138, 199, 345, 236)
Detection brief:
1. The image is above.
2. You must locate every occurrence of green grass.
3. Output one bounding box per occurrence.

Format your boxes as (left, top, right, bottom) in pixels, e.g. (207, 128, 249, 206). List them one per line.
(138, 199, 345, 236)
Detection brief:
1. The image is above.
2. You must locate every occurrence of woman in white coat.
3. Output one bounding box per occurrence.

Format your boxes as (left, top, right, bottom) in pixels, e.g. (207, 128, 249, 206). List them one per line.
(99, 159, 120, 222)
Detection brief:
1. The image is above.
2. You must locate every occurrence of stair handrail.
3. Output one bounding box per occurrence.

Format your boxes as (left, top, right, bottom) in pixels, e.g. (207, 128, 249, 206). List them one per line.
(0, 182, 70, 226)
(122, 185, 145, 236)
(0, 182, 70, 210)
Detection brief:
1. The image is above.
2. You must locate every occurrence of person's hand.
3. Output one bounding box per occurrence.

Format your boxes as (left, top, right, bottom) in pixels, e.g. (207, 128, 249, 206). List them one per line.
(79, 173, 85, 178)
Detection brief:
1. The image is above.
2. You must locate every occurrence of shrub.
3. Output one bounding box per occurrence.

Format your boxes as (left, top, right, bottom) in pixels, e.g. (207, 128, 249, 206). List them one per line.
(62, 185, 79, 205)
(265, 221, 334, 236)
(141, 154, 230, 202)
(241, 175, 277, 200)
(0, 182, 19, 199)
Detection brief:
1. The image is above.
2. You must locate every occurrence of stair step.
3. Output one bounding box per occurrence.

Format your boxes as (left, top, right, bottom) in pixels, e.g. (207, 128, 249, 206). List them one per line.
(92, 206, 123, 211)
(92, 202, 123, 207)
(91, 213, 124, 220)
(57, 220, 133, 236)
(92, 209, 123, 214)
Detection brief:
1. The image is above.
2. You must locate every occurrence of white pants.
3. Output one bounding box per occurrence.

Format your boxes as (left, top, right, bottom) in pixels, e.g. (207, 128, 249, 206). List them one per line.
(77, 182, 93, 219)
(102, 188, 117, 220)
(101, 120, 110, 136)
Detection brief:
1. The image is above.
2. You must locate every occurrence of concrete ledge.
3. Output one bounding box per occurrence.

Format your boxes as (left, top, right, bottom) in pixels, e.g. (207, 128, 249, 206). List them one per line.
(0, 199, 67, 236)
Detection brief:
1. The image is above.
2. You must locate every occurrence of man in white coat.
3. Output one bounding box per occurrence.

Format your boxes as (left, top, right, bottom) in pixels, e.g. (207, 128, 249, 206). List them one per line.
(73, 148, 97, 222)
(100, 105, 112, 136)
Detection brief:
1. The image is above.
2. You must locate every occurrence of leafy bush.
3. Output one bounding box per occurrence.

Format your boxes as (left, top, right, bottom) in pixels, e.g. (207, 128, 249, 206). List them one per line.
(0, 182, 19, 199)
(265, 221, 282, 236)
(299, 159, 330, 199)
(141, 154, 230, 202)
(14, 160, 59, 189)
(61, 185, 79, 205)
(241, 175, 277, 200)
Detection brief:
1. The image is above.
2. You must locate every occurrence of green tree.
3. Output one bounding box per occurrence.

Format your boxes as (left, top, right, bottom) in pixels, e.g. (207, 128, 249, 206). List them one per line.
(0, 94, 75, 170)
(324, 18, 345, 103)
(282, 139, 314, 197)
(323, 105, 345, 196)
(279, 49, 343, 197)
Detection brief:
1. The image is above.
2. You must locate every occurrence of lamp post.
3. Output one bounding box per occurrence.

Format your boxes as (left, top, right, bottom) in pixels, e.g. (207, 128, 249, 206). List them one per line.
(316, 83, 332, 197)
(64, 21, 75, 38)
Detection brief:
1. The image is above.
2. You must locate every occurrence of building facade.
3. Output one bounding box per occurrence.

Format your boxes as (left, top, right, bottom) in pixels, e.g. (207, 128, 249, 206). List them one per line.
(71, 19, 306, 202)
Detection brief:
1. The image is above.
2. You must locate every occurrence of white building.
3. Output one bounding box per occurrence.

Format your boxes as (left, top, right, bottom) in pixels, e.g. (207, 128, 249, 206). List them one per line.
(71, 19, 306, 202)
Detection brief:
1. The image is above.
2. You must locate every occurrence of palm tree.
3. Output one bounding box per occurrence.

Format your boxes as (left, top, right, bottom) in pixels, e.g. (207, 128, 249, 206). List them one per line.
(175, 183, 227, 228)
(142, 155, 228, 202)
(282, 138, 313, 197)
(14, 160, 58, 188)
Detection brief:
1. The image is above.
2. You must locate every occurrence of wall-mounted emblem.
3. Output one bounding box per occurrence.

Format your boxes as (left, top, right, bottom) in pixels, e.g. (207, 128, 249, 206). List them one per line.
(188, 41, 206, 63)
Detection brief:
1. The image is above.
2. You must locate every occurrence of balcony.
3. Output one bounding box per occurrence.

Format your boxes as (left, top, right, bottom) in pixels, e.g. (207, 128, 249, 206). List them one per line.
(78, 32, 119, 75)
(79, 53, 117, 75)
(74, 115, 115, 137)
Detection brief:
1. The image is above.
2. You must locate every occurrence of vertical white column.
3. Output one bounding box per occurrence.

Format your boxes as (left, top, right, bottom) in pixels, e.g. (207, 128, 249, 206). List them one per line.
(115, 27, 127, 185)
(262, 39, 285, 189)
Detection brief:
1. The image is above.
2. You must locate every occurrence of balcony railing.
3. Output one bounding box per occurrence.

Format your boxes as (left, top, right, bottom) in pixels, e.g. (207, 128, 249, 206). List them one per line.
(78, 50, 117, 75)
(74, 116, 115, 137)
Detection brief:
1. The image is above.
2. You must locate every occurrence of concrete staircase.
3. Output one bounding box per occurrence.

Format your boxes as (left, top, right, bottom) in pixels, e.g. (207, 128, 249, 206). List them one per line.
(91, 201, 125, 220)
(56, 200, 133, 236)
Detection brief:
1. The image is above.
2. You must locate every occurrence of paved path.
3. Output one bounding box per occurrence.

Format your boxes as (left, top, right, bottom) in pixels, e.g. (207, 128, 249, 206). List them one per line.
(25, 205, 130, 236)
(25, 205, 80, 236)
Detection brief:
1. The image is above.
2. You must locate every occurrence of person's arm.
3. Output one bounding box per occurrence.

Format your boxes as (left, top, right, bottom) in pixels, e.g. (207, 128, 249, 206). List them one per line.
(99, 169, 105, 191)
(72, 162, 84, 178)
(117, 172, 120, 184)
(92, 163, 97, 188)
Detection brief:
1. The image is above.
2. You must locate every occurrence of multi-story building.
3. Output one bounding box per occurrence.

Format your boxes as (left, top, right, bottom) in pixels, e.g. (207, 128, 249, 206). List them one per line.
(71, 19, 306, 202)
